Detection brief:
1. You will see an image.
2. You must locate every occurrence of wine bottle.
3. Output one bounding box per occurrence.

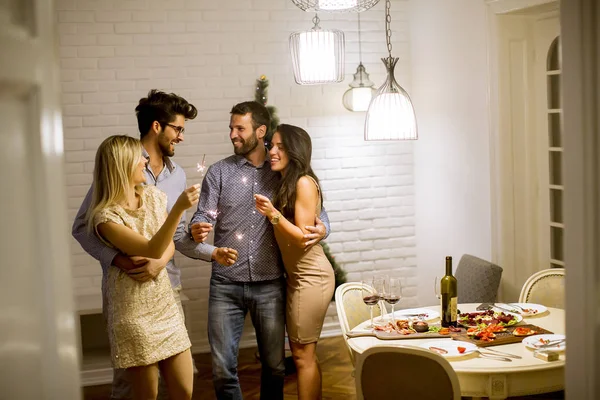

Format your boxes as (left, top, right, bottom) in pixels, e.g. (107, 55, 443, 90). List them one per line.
(441, 256, 458, 327)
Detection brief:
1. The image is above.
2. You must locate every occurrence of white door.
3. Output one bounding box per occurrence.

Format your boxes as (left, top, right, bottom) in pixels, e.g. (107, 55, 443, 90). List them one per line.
(0, 1, 80, 398)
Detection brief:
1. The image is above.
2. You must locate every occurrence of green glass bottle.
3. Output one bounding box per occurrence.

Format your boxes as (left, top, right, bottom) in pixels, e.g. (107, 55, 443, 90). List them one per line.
(441, 256, 458, 327)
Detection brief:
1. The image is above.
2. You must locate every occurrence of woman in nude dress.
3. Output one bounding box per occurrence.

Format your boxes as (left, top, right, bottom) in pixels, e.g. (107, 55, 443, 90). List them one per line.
(254, 124, 335, 400)
(86, 135, 199, 400)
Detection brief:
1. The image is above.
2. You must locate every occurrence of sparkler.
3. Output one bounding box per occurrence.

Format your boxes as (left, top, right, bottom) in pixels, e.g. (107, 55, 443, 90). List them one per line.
(196, 154, 206, 177)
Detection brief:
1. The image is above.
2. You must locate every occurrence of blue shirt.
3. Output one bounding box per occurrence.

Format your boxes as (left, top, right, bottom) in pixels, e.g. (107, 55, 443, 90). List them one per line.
(72, 149, 213, 289)
(189, 154, 330, 282)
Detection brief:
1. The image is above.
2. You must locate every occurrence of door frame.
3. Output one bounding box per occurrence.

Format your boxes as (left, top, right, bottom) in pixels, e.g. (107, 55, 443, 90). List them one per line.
(561, 0, 600, 397)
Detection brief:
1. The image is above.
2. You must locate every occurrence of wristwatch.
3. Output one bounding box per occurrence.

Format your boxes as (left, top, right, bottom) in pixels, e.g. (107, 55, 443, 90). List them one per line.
(270, 212, 282, 225)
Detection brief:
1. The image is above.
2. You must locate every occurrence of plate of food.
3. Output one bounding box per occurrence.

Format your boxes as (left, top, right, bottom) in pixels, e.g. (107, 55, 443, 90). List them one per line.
(392, 308, 440, 322)
(421, 340, 478, 358)
(522, 334, 566, 351)
(501, 303, 548, 317)
(458, 310, 522, 328)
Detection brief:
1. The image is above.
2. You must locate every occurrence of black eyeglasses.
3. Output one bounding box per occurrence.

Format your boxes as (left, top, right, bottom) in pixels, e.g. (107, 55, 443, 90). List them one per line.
(164, 123, 185, 136)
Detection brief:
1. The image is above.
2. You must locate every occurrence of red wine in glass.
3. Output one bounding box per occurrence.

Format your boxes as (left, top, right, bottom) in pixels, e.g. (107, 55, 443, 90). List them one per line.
(363, 294, 380, 306)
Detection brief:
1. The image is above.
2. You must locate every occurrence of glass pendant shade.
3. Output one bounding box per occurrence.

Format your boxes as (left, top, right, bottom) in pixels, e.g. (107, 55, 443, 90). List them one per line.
(290, 20, 345, 85)
(342, 63, 376, 112)
(365, 57, 417, 140)
(291, 0, 380, 13)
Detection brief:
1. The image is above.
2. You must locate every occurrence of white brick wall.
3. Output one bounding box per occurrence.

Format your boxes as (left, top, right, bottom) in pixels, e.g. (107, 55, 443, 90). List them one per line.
(58, 0, 416, 351)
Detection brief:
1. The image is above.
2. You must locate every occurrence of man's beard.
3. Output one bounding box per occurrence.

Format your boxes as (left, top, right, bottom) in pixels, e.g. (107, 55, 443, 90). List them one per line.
(158, 132, 175, 157)
(232, 130, 259, 156)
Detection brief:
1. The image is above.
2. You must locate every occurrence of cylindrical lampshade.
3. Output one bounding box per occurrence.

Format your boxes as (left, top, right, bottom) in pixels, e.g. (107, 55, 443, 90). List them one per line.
(291, 0, 380, 12)
(365, 57, 417, 140)
(290, 25, 345, 85)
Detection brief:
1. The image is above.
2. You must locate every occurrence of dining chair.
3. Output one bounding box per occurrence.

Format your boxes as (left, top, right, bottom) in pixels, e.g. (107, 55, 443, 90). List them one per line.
(355, 345, 461, 400)
(455, 254, 503, 303)
(519, 268, 565, 308)
(335, 282, 385, 365)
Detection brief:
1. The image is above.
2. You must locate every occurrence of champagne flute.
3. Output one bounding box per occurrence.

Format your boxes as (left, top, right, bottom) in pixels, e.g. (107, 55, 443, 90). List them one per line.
(371, 276, 386, 326)
(434, 276, 441, 302)
(384, 277, 402, 325)
(362, 280, 379, 328)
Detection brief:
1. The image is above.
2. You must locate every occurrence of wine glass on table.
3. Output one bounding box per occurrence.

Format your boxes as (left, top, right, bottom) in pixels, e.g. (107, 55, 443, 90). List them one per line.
(384, 277, 402, 325)
(371, 276, 387, 326)
(434, 276, 441, 302)
(362, 280, 380, 329)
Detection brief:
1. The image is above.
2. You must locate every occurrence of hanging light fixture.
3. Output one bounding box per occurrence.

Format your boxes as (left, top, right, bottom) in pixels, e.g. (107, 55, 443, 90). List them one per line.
(290, 14, 345, 85)
(364, 0, 417, 140)
(342, 13, 375, 112)
(291, 0, 380, 13)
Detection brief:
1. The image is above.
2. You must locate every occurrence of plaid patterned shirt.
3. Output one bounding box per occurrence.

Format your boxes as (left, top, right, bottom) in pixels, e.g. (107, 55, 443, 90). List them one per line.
(190, 154, 329, 282)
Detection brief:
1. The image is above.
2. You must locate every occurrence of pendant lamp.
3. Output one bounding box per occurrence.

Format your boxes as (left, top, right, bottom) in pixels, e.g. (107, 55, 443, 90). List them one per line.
(291, 0, 380, 13)
(290, 14, 345, 85)
(342, 13, 375, 112)
(364, 0, 417, 140)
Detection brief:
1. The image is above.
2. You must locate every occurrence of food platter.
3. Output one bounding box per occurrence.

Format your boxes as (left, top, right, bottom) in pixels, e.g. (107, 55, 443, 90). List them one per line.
(452, 324, 553, 347)
(458, 310, 522, 328)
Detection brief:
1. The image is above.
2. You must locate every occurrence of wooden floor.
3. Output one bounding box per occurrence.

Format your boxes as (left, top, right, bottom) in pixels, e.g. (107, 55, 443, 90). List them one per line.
(83, 336, 355, 400)
(83, 336, 564, 400)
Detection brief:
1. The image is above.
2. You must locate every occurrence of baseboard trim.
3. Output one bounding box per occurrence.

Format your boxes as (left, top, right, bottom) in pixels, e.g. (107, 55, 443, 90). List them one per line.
(191, 324, 342, 355)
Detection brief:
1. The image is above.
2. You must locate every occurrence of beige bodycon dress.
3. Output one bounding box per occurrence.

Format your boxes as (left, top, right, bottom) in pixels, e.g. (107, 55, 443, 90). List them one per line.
(275, 176, 335, 344)
(94, 185, 191, 369)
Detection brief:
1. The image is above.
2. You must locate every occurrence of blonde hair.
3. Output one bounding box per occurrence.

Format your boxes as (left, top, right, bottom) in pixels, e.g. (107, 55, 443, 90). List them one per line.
(86, 135, 143, 232)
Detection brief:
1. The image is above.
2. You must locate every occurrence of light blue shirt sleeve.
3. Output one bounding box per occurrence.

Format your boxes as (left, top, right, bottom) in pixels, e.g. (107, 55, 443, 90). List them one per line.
(71, 185, 118, 274)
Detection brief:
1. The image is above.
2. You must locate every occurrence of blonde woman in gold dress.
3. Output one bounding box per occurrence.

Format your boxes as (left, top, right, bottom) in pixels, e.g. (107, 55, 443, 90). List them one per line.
(87, 135, 199, 400)
(254, 124, 335, 400)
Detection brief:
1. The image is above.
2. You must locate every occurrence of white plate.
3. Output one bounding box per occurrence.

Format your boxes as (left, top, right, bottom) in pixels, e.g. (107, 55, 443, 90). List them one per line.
(392, 308, 440, 322)
(503, 303, 548, 317)
(522, 334, 566, 351)
(420, 340, 478, 358)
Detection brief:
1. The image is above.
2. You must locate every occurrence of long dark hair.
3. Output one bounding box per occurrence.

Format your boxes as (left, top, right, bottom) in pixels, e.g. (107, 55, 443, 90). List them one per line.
(272, 124, 322, 219)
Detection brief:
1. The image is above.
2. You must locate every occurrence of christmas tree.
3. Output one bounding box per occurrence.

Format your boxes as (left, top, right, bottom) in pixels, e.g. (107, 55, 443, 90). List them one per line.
(254, 75, 279, 142)
(321, 242, 347, 301)
(253, 75, 347, 300)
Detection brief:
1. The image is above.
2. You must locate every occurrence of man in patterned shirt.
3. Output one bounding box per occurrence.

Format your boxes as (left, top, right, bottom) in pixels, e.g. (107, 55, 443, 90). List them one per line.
(189, 101, 330, 400)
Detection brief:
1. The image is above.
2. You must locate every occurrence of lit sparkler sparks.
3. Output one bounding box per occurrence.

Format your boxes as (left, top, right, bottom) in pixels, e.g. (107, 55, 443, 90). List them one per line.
(207, 209, 220, 221)
(196, 154, 206, 176)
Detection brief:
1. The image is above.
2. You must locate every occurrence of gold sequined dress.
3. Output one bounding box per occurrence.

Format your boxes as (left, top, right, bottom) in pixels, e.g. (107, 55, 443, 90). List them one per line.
(94, 185, 191, 369)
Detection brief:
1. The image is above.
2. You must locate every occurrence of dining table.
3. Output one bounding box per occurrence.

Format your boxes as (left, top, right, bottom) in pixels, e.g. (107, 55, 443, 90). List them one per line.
(346, 303, 565, 400)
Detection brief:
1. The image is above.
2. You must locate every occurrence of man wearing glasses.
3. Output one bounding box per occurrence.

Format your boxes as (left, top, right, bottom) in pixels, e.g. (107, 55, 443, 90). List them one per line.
(72, 89, 238, 399)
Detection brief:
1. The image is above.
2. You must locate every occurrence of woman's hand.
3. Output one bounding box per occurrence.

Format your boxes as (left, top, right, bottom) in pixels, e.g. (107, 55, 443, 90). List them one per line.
(174, 184, 201, 211)
(254, 194, 277, 219)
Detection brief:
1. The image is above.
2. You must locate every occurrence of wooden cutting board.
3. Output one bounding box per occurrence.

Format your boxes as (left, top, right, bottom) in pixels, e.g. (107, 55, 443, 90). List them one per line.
(451, 324, 553, 347)
(347, 327, 465, 340)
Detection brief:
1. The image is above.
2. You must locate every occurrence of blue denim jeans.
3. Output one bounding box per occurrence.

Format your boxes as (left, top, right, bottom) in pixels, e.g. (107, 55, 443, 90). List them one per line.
(208, 276, 286, 400)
